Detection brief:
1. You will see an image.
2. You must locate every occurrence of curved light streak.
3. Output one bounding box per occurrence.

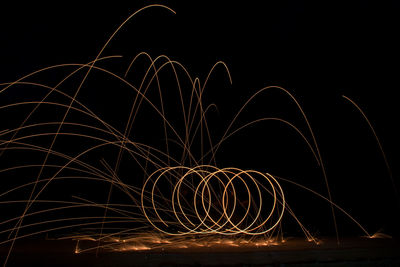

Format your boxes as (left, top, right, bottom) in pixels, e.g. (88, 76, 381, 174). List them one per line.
(141, 165, 285, 236)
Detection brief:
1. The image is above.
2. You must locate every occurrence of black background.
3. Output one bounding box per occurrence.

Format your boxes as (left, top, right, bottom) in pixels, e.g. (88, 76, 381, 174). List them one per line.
(0, 1, 399, 238)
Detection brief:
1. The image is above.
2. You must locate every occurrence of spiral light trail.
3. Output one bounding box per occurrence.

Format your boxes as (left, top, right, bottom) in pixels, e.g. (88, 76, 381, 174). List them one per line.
(141, 165, 285, 236)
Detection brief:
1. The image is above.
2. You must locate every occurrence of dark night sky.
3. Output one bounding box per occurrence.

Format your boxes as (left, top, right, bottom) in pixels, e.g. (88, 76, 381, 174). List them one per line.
(0, 1, 399, 237)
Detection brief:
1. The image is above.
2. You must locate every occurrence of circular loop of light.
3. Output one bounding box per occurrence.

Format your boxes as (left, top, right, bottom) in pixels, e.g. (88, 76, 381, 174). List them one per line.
(141, 165, 285, 235)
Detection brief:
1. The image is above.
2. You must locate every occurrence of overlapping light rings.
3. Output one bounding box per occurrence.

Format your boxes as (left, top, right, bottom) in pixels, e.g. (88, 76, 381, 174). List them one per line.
(141, 165, 285, 235)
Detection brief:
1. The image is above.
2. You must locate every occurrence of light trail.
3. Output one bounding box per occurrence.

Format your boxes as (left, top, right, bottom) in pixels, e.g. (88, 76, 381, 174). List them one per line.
(141, 166, 285, 236)
(0, 4, 395, 266)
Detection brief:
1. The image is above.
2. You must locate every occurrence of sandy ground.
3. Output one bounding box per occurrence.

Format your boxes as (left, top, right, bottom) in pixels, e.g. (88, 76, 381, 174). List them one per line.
(1, 237, 399, 266)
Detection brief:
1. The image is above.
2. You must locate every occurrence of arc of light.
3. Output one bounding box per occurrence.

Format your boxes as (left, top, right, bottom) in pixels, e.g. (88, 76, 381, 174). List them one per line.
(209, 85, 336, 241)
(4, 6, 176, 265)
(276, 175, 370, 237)
(202, 117, 320, 166)
(342, 95, 398, 204)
